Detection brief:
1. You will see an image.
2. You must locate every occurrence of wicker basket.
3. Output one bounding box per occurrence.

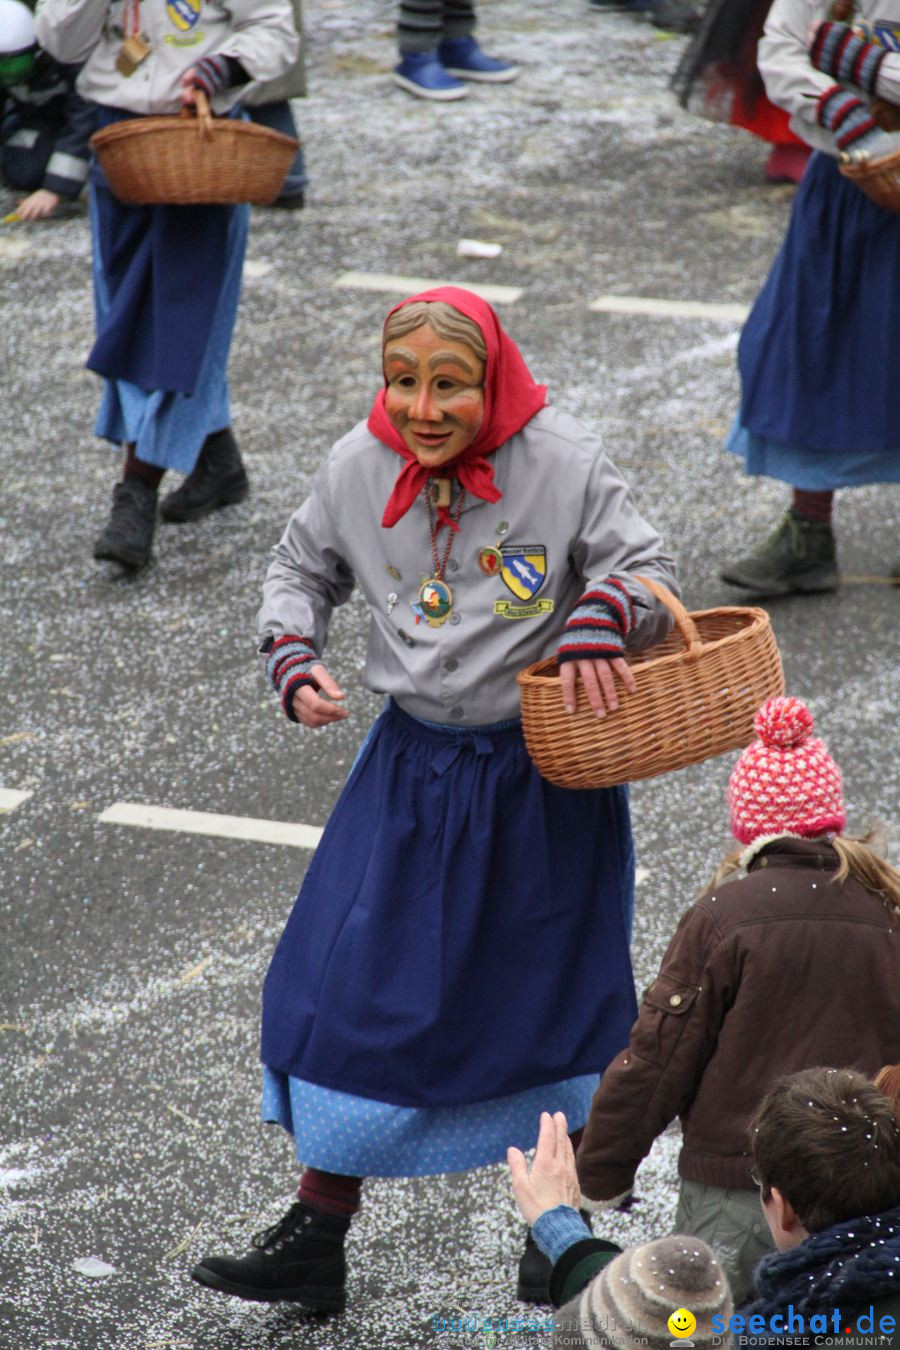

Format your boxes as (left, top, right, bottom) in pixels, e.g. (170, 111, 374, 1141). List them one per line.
(840, 145, 900, 214)
(516, 576, 784, 790)
(89, 91, 299, 206)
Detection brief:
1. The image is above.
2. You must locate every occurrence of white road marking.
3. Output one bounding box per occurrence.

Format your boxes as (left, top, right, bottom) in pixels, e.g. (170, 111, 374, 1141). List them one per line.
(589, 295, 750, 322)
(0, 789, 33, 814)
(334, 270, 523, 304)
(243, 258, 273, 279)
(98, 802, 323, 850)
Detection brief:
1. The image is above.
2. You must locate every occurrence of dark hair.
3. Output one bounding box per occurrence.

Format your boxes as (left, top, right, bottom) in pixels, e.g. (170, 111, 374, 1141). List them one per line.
(750, 1067, 900, 1232)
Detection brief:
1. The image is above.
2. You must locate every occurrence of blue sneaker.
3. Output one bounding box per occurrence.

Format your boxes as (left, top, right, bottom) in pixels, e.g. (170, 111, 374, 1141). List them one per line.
(437, 37, 519, 84)
(392, 51, 468, 101)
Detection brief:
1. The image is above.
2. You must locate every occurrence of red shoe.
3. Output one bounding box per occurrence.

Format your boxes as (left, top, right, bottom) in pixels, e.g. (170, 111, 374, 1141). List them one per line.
(764, 143, 812, 184)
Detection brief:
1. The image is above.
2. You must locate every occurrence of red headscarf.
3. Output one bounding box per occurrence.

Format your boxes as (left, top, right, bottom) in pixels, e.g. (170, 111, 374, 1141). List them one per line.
(368, 287, 547, 529)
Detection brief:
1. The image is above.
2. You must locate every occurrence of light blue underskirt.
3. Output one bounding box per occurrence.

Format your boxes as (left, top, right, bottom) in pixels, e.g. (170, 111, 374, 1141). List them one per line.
(261, 1067, 599, 1178)
(727, 419, 900, 489)
(89, 190, 249, 473)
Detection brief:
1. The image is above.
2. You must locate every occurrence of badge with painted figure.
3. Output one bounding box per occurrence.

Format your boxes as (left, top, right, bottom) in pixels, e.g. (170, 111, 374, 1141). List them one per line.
(417, 577, 453, 626)
(478, 546, 503, 576)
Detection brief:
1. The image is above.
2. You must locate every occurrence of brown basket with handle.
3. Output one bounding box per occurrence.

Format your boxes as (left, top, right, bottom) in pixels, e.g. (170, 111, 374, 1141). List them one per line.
(838, 95, 900, 212)
(89, 90, 299, 206)
(840, 145, 900, 214)
(516, 576, 784, 790)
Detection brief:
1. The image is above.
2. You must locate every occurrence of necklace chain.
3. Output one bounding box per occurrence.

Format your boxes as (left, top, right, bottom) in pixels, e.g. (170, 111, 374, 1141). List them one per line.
(424, 483, 466, 580)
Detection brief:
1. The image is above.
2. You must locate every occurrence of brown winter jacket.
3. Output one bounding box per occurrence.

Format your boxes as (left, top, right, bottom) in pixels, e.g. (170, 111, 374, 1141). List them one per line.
(577, 836, 900, 1199)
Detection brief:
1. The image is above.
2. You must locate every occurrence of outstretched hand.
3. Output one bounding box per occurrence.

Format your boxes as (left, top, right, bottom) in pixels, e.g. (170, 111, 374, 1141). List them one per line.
(560, 656, 636, 717)
(290, 664, 350, 727)
(508, 1111, 582, 1228)
(17, 189, 60, 221)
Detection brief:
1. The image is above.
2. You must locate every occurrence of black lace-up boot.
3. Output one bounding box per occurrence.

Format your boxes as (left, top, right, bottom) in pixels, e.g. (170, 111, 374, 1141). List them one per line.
(92, 478, 158, 568)
(159, 428, 248, 523)
(191, 1202, 349, 1311)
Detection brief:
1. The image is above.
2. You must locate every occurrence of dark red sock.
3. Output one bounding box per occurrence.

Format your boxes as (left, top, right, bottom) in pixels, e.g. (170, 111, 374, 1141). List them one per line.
(298, 1167, 363, 1217)
(123, 443, 165, 490)
(791, 488, 834, 524)
(569, 1126, 584, 1152)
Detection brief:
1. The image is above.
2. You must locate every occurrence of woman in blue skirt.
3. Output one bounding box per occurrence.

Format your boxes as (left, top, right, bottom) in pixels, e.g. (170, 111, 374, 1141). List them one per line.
(35, 0, 298, 570)
(720, 0, 900, 595)
(191, 286, 678, 1312)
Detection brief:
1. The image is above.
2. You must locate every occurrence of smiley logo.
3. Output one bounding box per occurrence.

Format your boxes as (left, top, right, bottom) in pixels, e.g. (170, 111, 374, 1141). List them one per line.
(668, 1308, 697, 1339)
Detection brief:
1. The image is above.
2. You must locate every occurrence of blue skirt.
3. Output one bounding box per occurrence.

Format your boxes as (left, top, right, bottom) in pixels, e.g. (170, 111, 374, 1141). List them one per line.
(736, 151, 900, 473)
(260, 702, 637, 1172)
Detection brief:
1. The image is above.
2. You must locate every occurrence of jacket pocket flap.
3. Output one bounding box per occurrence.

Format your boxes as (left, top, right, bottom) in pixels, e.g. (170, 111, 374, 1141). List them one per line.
(642, 974, 699, 1016)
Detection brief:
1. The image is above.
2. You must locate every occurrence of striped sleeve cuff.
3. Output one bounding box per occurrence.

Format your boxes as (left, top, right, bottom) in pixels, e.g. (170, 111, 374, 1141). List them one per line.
(810, 22, 886, 96)
(190, 54, 233, 98)
(266, 635, 319, 722)
(816, 85, 880, 151)
(557, 577, 635, 666)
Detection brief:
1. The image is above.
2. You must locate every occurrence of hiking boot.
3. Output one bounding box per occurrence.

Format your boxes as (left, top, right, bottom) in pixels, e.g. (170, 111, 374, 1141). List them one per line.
(517, 1211, 592, 1303)
(159, 428, 248, 523)
(191, 1201, 349, 1311)
(720, 511, 839, 596)
(92, 478, 157, 569)
(392, 51, 469, 101)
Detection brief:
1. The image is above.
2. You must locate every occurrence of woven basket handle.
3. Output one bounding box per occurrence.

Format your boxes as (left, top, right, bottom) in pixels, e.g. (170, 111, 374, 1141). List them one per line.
(178, 88, 214, 140)
(633, 574, 702, 658)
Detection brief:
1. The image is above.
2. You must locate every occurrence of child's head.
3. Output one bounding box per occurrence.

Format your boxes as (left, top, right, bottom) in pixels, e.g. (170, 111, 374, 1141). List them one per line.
(750, 1066, 900, 1246)
(727, 696, 845, 846)
(0, 0, 37, 87)
(557, 1235, 732, 1349)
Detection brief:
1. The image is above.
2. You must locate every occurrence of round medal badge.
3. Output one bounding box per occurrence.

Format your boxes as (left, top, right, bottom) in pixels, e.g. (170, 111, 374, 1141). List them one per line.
(418, 577, 453, 625)
(478, 546, 502, 575)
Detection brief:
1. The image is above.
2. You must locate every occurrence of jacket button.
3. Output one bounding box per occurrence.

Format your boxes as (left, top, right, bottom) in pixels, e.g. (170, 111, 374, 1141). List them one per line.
(669, 994, 682, 1007)
(445, 657, 459, 672)
(450, 706, 464, 719)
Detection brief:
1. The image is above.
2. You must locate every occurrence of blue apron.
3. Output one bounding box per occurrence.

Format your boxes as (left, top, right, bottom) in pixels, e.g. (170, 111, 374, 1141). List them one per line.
(261, 700, 637, 1111)
(737, 151, 900, 459)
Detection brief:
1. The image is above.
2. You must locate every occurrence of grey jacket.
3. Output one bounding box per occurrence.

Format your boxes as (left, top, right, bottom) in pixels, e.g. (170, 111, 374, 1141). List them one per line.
(258, 406, 679, 726)
(760, 0, 900, 154)
(242, 0, 305, 105)
(35, 0, 299, 115)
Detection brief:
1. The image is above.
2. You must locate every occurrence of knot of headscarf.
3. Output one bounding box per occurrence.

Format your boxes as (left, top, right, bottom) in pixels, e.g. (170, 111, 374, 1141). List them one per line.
(367, 287, 547, 530)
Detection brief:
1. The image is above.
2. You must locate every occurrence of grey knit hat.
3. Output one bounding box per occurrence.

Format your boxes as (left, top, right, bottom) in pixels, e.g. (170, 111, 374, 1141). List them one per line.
(568, 1236, 732, 1349)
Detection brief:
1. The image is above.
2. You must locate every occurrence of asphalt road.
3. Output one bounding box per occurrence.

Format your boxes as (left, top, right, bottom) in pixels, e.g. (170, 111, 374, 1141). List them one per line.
(1, 2, 897, 1348)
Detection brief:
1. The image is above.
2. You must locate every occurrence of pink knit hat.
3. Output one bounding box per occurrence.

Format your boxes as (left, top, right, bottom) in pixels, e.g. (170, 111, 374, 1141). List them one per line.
(727, 696, 846, 846)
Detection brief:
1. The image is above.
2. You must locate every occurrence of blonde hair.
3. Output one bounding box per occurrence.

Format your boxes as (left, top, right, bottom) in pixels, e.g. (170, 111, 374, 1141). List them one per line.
(382, 300, 487, 364)
(706, 826, 900, 919)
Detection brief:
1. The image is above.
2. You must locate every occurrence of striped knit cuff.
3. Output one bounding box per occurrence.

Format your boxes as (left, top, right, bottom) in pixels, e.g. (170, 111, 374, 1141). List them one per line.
(266, 635, 319, 723)
(816, 84, 881, 151)
(557, 577, 635, 666)
(810, 22, 886, 96)
(190, 54, 232, 99)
